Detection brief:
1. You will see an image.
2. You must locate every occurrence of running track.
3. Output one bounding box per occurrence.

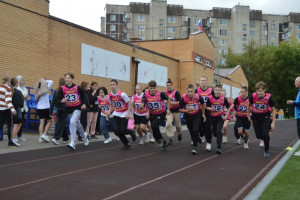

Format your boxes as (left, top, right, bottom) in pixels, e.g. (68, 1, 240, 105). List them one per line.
(0, 120, 298, 200)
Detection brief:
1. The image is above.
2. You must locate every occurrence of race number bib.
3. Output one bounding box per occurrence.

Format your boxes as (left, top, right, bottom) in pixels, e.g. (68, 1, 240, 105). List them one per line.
(203, 96, 209, 103)
(148, 102, 161, 110)
(186, 103, 198, 110)
(101, 105, 110, 111)
(170, 97, 175, 102)
(65, 94, 78, 102)
(238, 105, 247, 112)
(214, 105, 223, 112)
(253, 104, 267, 110)
(112, 101, 124, 108)
(135, 103, 142, 109)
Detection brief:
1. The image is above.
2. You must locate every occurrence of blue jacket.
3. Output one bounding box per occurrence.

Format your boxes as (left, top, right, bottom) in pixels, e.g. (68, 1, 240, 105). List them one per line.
(292, 89, 300, 119)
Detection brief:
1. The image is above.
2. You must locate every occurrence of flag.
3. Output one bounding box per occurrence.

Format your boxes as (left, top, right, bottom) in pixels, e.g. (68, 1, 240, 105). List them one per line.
(198, 19, 203, 32)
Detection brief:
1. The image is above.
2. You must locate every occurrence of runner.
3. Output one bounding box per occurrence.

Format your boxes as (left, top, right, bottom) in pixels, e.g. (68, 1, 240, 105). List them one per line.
(97, 86, 118, 144)
(143, 87, 155, 143)
(179, 84, 206, 155)
(195, 76, 214, 151)
(247, 81, 276, 158)
(141, 80, 170, 150)
(221, 88, 232, 144)
(56, 72, 89, 150)
(226, 86, 250, 149)
(131, 84, 149, 145)
(206, 84, 230, 154)
(105, 79, 136, 149)
(287, 76, 300, 156)
(165, 79, 182, 145)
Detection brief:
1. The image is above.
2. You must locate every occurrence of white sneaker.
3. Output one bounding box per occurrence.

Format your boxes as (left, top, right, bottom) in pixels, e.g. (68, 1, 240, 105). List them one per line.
(200, 137, 205, 143)
(139, 138, 145, 145)
(260, 140, 264, 147)
(67, 141, 75, 150)
(15, 138, 19, 142)
(236, 138, 242, 145)
(116, 136, 120, 142)
(149, 135, 155, 143)
(104, 137, 112, 144)
(222, 136, 228, 143)
(12, 139, 20, 147)
(18, 137, 26, 142)
(191, 141, 193, 145)
(293, 151, 300, 156)
(244, 143, 249, 149)
(205, 143, 211, 151)
(144, 133, 150, 143)
(63, 141, 68, 144)
(52, 138, 59, 145)
(83, 132, 89, 146)
(41, 134, 50, 142)
(39, 138, 44, 143)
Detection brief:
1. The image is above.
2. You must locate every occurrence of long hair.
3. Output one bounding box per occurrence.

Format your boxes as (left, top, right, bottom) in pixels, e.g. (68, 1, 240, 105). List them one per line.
(55, 78, 66, 95)
(90, 81, 98, 91)
(10, 78, 17, 96)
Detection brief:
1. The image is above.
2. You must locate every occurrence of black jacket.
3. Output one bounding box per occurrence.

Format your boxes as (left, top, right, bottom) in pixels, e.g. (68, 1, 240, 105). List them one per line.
(49, 89, 66, 114)
(86, 89, 98, 112)
(12, 88, 24, 109)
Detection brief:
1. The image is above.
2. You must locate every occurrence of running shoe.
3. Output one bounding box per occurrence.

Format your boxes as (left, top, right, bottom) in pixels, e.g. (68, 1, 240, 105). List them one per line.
(130, 130, 137, 142)
(205, 143, 211, 151)
(244, 143, 249, 149)
(52, 138, 59, 145)
(264, 151, 270, 158)
(191, 147, 197, 155)
(104, 137, 112, 144)
(67, 141, 76, 150)
(41, 134, 50, 142)
(178, 134, 182, 141)
(293, 151, 300, 156)
(17, 137, 26, 142)
(83, 132, 89, 146)
(139, 138, 145, 145)
(260, 140, 264, 147)
(216, 149, 222, 154)
(144, 133, 150, 143)
(168, 138, 173, 145)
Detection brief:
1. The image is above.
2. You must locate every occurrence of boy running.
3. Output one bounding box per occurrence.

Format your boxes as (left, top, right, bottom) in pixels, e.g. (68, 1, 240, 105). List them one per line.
(179, 84, 206, 155)
(247, 82, 276, 158)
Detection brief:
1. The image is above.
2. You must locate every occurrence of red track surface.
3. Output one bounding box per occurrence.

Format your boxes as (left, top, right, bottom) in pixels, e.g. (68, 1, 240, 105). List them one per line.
(0, 120, 297, 200)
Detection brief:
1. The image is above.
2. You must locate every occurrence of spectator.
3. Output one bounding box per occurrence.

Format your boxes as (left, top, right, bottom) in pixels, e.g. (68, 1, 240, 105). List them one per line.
(86, 81, 99, 139)
(16, 75, 28, 142)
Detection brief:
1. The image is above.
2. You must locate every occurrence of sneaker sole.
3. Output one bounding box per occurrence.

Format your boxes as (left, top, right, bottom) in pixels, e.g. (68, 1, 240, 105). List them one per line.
(41, 138, 49, 143)
(52, 141, 59, 145)
(67, 145, 75, 150)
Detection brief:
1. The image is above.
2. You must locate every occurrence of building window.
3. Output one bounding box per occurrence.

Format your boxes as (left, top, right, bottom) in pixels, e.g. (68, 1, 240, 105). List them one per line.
(242, 38, 247, 41)
(159, 19, 164, 27)
(243, 33, 247, 37)
(220, 19, 227, 26)
(271, 33, 276, 39)
(159, 33, 164, 37)
(296, 34, 300, 39)
(271, 24, 275, 30)
(138, 25, 145, 31)
(219, 49, 228, 55)
(243, 28, 247, 31)
(250, 31, 255, 37)
(220, 59, 226, 65)
(159, 29, 164, 33)
(297, 25, 300, 30)
(219, 39, 227, 45)
(249, 21, 255, 27)
(168, 27, 175, 33)
(195, 55, 203, 63)
(168, 16, 176, 23)
(220, 29, 227, 36)
(206, 60, 212, 67)
(243, 24, 247, 27)
(194, 19, 198, 25)
(110, 25, 116, 31)
(110, 14, 116, 21)
(242, 48, 247, 52)
(137, 15, 145, 21)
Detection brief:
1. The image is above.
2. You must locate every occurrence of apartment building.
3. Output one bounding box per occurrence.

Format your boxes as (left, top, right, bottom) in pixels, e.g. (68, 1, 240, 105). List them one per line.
(101, 0, 300, 64)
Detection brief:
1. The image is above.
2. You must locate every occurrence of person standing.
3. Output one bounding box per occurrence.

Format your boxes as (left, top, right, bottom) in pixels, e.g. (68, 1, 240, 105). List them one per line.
(86, 81, 99, 139)
(0, 74, 16, 147)
(34, 78, 53, 143)
(16, 75, 28, 142)
(247, 82, 276, 158)
(10, 78, 24, 147)
(165, 79, 182, 145)
(179, 84, 206, 155)
(287, 76, 300, 156)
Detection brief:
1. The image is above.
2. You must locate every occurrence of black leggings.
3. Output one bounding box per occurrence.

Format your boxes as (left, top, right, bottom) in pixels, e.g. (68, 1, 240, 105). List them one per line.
(17, 111, 26, 137)
(199, 110, 212, 143)
(114, 116, 129, 145)
(149, 112, 166, 143)
(0, 109, 12, 143)
(211, 116, 224, 149)
(252, 117, 270, 152)
(186, 116, 200, 147)
(54, 110, 69, 141)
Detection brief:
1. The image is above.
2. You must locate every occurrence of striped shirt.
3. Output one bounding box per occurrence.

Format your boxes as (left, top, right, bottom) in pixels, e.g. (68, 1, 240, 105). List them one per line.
(0, 84, 15, 112)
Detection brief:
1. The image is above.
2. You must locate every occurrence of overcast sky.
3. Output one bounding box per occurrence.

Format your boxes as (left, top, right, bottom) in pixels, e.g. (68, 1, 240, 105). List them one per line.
(49, 0, 300, 32)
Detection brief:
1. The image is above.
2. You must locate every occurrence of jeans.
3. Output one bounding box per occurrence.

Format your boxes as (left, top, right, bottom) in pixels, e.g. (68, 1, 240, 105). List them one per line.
(100, 115, 116, 139)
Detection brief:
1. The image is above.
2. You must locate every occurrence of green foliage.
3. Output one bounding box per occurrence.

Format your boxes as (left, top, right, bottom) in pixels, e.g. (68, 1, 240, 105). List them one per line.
(222, 39, 300, 109)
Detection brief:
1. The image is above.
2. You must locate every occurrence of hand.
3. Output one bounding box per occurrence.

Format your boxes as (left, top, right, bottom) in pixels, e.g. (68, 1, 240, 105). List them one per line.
(247, 116, 252, 123)
(233, 117, 237, 122)
(61, 98, 67, 103)
(125, 113, 130, 119)
(146, 113, 149, 120)
(81, 104, 86, 110)
(92, 90, 97, 96)
(106, 115, 109, 121)
(105, 111, 110, 116)
(167, 109, 171, 115)
(202, 115, 206, 123)
(188, 105, 194, 111)
(287, 100, 293, 105)
(211, 106, 216, 111)
(24, 94, 28, 100)
(222, 116, 226, 121)
(49, 115, 53, 118)
(130, 115, 134, 120)
(12, 110, 16, 116)
(140, 103, 144, 108)
(271, 123, 275, 131)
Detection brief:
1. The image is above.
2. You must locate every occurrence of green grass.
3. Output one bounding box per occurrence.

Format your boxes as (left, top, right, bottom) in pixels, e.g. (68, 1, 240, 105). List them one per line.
(259, 147, 300, 200)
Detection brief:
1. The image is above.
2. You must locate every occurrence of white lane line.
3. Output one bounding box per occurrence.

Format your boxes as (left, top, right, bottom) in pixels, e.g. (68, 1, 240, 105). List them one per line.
(0, 145, 188, 191)
(101, 144, 245, 200)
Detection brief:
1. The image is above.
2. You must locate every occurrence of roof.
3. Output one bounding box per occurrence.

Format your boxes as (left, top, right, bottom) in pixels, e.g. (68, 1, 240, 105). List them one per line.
(215, 65, 240, 78)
